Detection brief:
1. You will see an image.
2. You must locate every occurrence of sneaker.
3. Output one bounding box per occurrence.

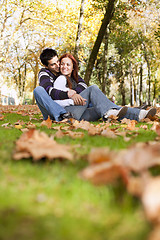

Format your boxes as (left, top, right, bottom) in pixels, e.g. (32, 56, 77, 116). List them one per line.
(139, 108, 156, 121)
(103, 106, 128, 120)
(58, 112, 73, 121)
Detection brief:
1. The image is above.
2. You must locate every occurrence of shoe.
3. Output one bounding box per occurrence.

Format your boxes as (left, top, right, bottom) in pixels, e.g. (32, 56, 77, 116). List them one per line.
(103, 106, 128, 120)
(58, 112, 73, 121)
(135, 104, 148, 110)
(139, 108, 156, 121)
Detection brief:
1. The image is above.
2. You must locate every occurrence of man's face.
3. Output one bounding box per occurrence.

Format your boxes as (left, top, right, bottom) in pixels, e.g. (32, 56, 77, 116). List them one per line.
(45, 56, 60, 75)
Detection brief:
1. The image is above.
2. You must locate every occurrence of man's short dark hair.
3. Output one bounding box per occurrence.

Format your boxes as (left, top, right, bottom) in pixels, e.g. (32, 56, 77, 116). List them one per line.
(40, 48, 58, 66)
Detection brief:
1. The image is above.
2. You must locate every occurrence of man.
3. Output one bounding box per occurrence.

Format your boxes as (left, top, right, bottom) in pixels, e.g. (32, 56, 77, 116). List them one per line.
(34, 48, 87, 121)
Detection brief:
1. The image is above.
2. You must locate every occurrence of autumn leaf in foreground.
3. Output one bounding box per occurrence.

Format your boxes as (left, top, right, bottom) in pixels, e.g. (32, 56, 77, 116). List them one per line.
(13, 129, 73, 161)
(80, 142, 160, 185)
(142, 177, 160, 223)
(116, 142, 160, 172)
(80, 147, 129, 185)
(80, 161, 129, 185)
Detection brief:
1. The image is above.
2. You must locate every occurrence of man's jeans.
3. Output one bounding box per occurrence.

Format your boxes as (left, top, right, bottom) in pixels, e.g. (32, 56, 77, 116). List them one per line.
(33, 86, 66, 121)
(34, 85, 141, 122)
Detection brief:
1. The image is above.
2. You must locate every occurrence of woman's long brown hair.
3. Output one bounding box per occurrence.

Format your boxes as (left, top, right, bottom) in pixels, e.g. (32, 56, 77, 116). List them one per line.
(59, 53, 78, 89)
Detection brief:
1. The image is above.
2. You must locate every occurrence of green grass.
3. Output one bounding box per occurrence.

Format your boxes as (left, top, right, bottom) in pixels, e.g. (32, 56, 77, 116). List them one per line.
(0, 112, 157, 240)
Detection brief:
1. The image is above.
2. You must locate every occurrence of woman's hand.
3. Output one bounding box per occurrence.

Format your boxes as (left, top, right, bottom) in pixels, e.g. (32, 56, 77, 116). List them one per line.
(67, 89, 76, 98)
(71, 94, 86, 105)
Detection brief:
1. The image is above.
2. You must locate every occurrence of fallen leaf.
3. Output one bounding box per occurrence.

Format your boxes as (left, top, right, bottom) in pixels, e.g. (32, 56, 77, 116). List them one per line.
(87, 147, 116, 164)
(148, 224, 160, 240)
(142, 177, 160, 223)
(140, 125, 148, 130)
(80, 161, 128, 185)
(0, 114, 4, 120)
(101, 128, 117, 138)
(116, 142, 160, 172)
(155, 124, 160, 136)
(126, 120, 138, 130)
(13, 129, 73, 161)
(40, 116, 52, 129)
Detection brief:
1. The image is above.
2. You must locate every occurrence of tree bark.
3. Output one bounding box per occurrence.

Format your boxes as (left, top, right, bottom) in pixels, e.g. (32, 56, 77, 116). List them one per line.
(129, 63, 133, 106)
(84, 0, 116, 85)
(74, 0, 85, 60)
(142, 42, 151, 105)
(102, 28, 109, 94)
(32, 57, 39, 104)
(139, 63, 143, 106)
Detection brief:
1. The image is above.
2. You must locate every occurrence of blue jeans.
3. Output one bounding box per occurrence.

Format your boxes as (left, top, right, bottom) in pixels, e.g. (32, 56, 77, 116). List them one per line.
(66, 85, 141, 121)
(34, 86, 66, 121)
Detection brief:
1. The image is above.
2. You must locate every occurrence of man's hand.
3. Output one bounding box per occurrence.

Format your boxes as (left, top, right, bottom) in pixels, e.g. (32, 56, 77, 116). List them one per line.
(71, 93, 86, 106)
(68, 89, 76, 98)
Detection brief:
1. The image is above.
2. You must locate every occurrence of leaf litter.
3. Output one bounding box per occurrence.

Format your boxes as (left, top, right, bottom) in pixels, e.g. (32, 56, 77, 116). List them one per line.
(1, 104, 160, 238)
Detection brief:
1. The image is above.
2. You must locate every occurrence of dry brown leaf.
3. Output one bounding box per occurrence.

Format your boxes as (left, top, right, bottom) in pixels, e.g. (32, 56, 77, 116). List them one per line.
(65, 130, 84, 139)
(127, 176, 144, 197)
(151, 122, 160, 131)
(140, 125, 148, 130)
(80, 161, 128, 185)
(123, 136, 131, 142)
(88, 126, 101, 136)
(87, 147, 116, 164)
(126, 120, 138, 130)
(26, 122, 36, 129)
(13, 129, 73, 161)
(40, 116, 52, 129)
(0, 114, 4, 120)
(155, 124, 160, 136)
(55, 129, 65, 138)
(148, 224, 160, 240)
(120, 118, 131, 124)
(73, 120, 94, 131)
(142, 177, 160, 223)
(116, 142, 160, 172)
(101, 128, 117, 138)
(127, 173, 151, 197)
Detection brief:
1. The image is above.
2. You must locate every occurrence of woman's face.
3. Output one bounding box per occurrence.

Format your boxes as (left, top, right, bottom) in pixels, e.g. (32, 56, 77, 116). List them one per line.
(60, 57, 73, 77)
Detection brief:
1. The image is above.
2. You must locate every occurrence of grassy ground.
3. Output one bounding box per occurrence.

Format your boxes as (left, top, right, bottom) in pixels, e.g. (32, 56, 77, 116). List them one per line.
(0, 108, 159, 240)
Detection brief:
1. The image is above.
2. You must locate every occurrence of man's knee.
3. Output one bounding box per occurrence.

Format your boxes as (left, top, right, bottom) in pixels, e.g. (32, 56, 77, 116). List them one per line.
(33, 86, 45, 96)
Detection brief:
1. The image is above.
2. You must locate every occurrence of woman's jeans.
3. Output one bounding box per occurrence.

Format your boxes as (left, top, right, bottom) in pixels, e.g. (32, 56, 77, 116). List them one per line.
(34, 85, 141, 121)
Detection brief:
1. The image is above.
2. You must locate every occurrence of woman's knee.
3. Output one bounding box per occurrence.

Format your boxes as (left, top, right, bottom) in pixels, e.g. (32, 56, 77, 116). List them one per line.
(88, 84, 99, 92)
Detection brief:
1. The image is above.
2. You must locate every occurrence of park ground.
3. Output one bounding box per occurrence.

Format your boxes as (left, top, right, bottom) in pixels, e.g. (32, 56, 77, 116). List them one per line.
(0, 105, 160, 240)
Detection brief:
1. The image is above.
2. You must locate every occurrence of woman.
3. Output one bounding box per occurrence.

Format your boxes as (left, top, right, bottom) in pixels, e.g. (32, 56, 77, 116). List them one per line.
(53, 53, 87, 107)
(52, 53, 156, 122)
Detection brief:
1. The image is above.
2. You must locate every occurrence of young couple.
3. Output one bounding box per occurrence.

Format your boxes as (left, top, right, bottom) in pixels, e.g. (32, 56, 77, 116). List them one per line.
(34, 48, 156, 122)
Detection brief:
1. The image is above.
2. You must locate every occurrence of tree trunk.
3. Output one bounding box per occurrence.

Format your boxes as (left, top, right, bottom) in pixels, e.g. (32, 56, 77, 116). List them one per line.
(118, 57, 126, 106)
(146, 59, 151, 105)
(133, 76, 137, 106)
(142, 42, 151, 105)
(129, 63, 133, 106)
(74, 0, 85, 60)
(84, 0, 116, 85)
(102, 28, 109, 94)
(139, 63, 143, 106)
(32, 57, 39, 104)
